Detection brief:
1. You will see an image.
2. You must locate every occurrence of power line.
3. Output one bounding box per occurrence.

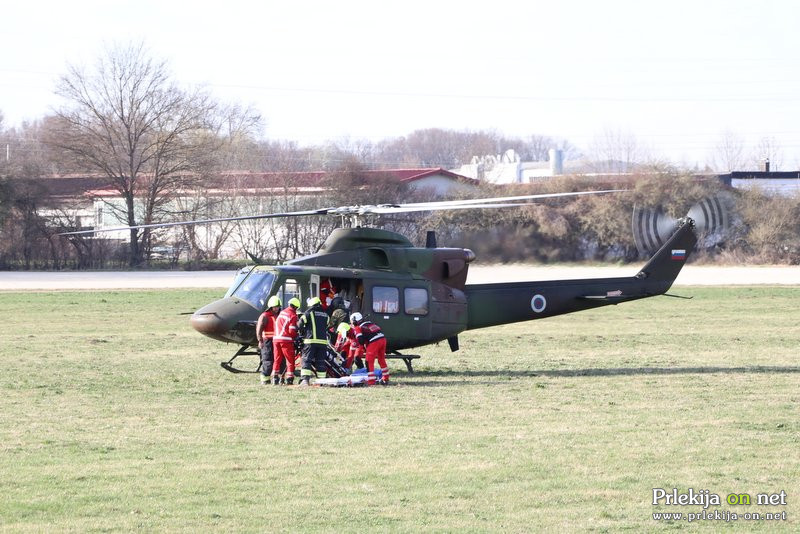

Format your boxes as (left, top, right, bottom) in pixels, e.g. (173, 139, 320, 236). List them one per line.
(204, 83, 800, 103)
(5, 69, 800, 103)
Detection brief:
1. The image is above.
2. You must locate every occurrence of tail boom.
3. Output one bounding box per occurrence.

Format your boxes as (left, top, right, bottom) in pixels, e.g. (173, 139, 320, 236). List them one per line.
(465, 218, 697, 330)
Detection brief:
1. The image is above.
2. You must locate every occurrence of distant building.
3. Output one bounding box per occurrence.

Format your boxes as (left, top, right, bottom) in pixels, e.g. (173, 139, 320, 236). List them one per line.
(717, 170, 800, 196)
(455, 148, 800, 196)
(451, 148, 622, 183)
(452, 149, 564, 184)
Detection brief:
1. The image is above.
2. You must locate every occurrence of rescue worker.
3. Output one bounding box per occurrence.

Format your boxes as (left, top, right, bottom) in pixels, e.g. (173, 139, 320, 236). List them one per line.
(333, 322, 352, 355)
(328, 293, 346, 316)
(350, 312, 389, 385)
(297, 296, 330, 386)
(255, 295, 282, 385)
(335, 320, 364, 372)
(272, 297, 301, 385)
(320, 287, 333, 310)
(327, 297, 350, 342)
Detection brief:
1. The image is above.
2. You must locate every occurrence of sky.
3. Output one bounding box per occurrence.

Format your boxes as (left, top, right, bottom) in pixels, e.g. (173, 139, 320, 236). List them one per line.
(2, 0, 800, 168)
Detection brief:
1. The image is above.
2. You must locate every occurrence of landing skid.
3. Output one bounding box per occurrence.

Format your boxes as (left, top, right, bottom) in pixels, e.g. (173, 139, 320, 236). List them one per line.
(220, 344, 261, 374)
(221, 346, 420, 374)
(386, 351, 421, 373)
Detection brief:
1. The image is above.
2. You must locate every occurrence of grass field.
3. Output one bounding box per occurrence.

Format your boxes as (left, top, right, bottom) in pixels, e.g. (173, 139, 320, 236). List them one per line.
(1, 287, 798, 532)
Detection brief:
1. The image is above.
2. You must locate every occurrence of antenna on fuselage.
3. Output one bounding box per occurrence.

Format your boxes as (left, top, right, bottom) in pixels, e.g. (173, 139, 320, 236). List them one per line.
(426, 231, 437, 248)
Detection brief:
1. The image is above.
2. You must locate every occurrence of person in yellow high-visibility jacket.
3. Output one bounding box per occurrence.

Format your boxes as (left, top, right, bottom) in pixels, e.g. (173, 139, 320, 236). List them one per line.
(297, 297, 330, 386)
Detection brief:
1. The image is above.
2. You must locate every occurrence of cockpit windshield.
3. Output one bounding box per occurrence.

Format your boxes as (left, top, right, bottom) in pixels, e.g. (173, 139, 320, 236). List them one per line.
(224, 266, 254, 298)
(230, 270, 276, 310)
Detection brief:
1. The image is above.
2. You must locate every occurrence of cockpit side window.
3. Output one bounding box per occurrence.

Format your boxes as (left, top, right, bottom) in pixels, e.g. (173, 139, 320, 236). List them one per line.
(372, 286, 399, 314)
(404, 287, 429, 316)
(278, 278, 301, 306)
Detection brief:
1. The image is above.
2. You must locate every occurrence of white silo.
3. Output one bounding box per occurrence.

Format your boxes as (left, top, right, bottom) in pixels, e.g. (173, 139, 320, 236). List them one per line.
(548, 149, 564, 175)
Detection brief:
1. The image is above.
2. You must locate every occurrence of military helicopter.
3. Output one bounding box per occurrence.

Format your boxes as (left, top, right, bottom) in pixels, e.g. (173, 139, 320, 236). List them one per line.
(61, 190, 699, 373)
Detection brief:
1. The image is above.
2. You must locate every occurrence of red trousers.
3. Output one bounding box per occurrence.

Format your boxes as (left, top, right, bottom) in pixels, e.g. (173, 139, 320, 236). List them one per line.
(365, 338, 389, 383)
(272, 340, 296, 378)
(345, 342, 364, 369)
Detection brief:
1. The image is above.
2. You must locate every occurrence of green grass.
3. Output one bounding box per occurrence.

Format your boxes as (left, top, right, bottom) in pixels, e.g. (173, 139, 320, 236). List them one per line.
(1, 287, 799, 532)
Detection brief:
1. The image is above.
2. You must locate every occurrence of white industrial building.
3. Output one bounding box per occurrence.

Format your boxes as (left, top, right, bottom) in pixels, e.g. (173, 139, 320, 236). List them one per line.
(451, 148, 572, 184)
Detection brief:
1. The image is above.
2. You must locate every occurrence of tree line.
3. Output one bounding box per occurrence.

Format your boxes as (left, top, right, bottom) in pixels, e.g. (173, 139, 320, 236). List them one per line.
(1, 43, 799, 269)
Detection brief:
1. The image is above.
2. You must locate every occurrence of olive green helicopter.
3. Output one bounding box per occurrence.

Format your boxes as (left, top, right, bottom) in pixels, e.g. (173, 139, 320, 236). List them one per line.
(61, 190, 705, 374)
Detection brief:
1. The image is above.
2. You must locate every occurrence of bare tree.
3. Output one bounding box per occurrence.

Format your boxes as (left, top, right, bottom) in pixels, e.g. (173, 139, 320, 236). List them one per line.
(174, 183, 239, 261)
(493, 135, 582, 164)
(751, 136, 783, 171)
(372, 128, 502, 169)
(48, 42, 259, 266)
(254, 140, 316, 172)
(514, 134, 552, 161)
(736, 188, 800, 263)
(326, 137, 376, 167)
(367, 128, 582, 171)
(587, 128, 647, 173)
(0, 115, 10, 225)
(710, 130, 745, 172)
(229, 176, 332, 263)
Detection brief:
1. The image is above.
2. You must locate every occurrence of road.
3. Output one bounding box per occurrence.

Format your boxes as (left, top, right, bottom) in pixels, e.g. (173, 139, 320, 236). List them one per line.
(2, 265, 800, 290)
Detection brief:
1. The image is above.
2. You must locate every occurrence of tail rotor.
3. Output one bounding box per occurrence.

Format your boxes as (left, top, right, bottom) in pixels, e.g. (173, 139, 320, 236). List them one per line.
(632, 193, 732, 256)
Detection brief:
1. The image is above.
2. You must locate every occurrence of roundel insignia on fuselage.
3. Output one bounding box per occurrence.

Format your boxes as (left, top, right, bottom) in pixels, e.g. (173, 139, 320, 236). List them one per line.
(530, 294, 547, 313)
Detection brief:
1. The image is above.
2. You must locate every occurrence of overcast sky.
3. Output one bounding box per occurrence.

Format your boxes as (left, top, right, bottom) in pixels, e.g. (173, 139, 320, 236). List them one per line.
(2, 0, 799, 168)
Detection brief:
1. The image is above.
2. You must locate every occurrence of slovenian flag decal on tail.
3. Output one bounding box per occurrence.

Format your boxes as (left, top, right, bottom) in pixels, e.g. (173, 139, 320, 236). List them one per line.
(671, 249, 686, 261)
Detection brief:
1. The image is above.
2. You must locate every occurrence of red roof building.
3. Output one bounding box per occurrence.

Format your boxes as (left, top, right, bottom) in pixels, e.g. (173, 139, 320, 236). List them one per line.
(29, 167, 478, 201)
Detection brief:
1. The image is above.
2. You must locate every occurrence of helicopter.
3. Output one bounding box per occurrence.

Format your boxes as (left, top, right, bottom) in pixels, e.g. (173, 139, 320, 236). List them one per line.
(61, 190, 699, 373)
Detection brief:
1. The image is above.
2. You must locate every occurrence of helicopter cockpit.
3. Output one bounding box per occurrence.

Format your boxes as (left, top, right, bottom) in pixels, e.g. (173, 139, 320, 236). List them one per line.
(224, 265, 254, 298)
(225, 266, 307, 312)
(227, 268, 276, 310)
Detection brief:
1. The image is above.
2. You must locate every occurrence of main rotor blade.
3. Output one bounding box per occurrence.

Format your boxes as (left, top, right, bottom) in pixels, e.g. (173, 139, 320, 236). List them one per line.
(366, 202, 545, 214)
(57, 189, 628, 236)
(393, 189, 627, 209)
(57, 207, 332, 236)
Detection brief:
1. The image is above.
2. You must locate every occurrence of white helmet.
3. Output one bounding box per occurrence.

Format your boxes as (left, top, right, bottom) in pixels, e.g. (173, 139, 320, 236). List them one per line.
(350, 312, 363, 324)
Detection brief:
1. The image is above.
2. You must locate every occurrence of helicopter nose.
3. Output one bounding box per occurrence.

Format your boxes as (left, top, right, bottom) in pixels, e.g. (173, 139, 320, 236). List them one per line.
(190, 297, 260, 343)
(190, 310, 227, 337)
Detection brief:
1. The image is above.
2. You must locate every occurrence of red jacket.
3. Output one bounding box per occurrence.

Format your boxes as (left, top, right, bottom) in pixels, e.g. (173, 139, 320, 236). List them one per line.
(355, 321, 384, 346)
(274, 307, 298, 342)
(257, 310, 277, 341)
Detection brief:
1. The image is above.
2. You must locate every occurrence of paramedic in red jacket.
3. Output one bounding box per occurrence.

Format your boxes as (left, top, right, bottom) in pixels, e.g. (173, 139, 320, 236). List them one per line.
(333, 322, 364, 372)
(333, 322, 352, 357)
(255, 295, 282, 385)
(272, 297, 300, 385)
(350, 312, 389, 384)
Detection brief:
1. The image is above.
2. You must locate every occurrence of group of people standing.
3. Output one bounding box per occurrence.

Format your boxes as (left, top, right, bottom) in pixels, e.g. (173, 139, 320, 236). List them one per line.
(255, 287, 389, 387)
